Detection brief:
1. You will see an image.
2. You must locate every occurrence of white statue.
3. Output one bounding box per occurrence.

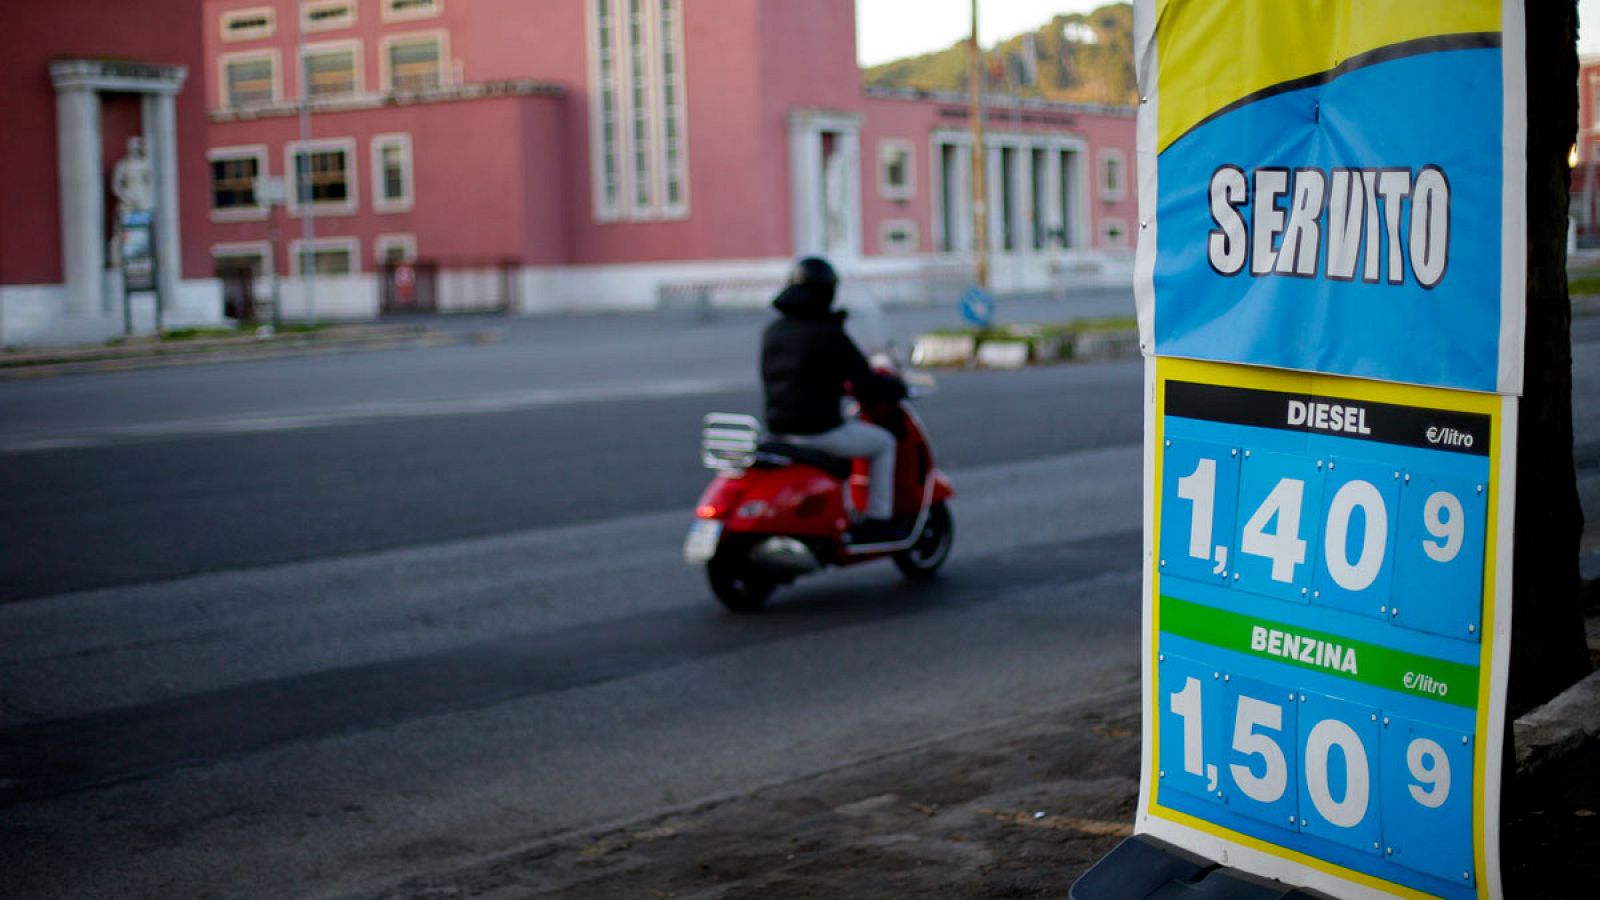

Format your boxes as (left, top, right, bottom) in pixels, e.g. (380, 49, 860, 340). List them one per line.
(823, 147, 850, 252)
(111, 136, 156, 216)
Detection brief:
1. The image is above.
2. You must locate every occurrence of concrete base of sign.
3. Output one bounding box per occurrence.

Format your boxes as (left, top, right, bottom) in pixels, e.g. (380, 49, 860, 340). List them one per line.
(1514, 667, 1600, 774)
(1071, 834, 1334, 900)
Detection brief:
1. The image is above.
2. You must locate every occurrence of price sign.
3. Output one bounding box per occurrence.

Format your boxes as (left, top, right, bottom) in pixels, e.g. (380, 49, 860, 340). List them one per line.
(1141, 357, 1513, 900)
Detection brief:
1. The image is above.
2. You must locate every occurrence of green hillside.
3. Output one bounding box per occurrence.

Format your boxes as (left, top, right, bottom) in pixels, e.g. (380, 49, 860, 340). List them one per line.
(863, 3, 1135, 107)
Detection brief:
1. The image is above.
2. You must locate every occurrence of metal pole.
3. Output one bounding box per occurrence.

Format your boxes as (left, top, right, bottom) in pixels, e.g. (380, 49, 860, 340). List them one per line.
(152, 222, 164, 334)
(298, 11, 317, 324)
(968, 0, 988, 289)
(121, 253, 133, 336)
(269, 201, 283, 330)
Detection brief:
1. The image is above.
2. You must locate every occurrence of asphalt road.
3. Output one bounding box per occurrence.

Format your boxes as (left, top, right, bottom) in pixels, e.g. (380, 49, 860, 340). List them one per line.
(3, 299, 1596, 899)
(0, 293, 1149, 898)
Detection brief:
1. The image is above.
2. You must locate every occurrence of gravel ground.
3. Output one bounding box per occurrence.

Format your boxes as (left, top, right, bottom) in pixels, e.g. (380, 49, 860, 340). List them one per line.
(348, 614, 1600, 900)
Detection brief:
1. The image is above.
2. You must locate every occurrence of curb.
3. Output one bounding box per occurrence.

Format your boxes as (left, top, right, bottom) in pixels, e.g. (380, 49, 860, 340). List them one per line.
(0, 327, 500, 379)
(1513, 617, 1600, 777)
(912, 327, 1141, 369)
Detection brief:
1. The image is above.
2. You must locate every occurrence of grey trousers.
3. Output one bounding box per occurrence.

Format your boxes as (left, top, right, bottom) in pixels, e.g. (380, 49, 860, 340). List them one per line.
(778, 420, 897, 519)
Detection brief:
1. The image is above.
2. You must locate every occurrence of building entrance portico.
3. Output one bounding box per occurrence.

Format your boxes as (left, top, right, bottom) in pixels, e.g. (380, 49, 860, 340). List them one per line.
(789, 110, 864, 260)
(49, 59, 187, 335)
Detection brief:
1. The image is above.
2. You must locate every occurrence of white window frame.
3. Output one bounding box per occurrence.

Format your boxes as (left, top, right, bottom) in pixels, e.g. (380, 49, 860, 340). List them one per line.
(301, 38, 363, 99)
(586, 0, 690, 223)
(383, 0, 443, 23)
(1099, 217, 1129, 249)
(375, 233, 419, 264)
(211, 241, 273, 276)
(222, 6, 276, 41)
(207, 144, 271, 222)
(879, 218, 920, 255)
(285, 137, 359, 216)
(301, 0, 356, 32)
(1099, 148, 1126, 201)
(1591, 75, 1600, 132)
(381, 30, 450, 93)
(370, 133, 415, 213)
(219, 49, 282, 108)
(289, 236, 361, 276)
(878, 140, 915, 201)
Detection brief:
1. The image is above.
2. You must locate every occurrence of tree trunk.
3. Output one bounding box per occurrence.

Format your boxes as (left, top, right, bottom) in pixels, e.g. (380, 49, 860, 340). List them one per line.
(1511, 0, 1591, 719)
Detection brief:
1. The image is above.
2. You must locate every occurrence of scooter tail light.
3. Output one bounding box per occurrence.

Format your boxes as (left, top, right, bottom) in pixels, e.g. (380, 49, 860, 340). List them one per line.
(695, 481, 744, 520)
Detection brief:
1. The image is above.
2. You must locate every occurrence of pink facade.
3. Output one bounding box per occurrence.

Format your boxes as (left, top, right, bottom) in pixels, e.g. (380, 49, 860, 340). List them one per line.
(1, 0, 210, 286)
(198, 0, 1137, 307)
(1573, 58, 1600, 244)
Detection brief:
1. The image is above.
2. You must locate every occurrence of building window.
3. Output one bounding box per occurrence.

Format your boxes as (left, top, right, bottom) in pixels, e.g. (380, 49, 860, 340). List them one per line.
(385, 33, 445, 92)
(212, 242, 271, 276)
(375, 234, 418, 265)
(208, 146, 269, 219)
(659, 0, 686, 209)
(371, 134, 414, 212)
(384, 0, 442, 21)
(1100, 218, 1128, 249)
(880, 219, 919, 255)
(589, 0, 689, 221)
(302, 1, 355, 31)
(287, 139, 357, 214)
(303, 42, 360, 98)
(223, 53, 277, 107)
(1100, 149, 1125, 201)
(291, 238, 359, 276)
(222, 7, 275, 41)
(879, 141, 914, 200)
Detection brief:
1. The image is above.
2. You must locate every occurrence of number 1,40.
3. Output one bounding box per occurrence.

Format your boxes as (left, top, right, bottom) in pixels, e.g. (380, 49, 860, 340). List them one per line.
(1175, 456, 1466, 591)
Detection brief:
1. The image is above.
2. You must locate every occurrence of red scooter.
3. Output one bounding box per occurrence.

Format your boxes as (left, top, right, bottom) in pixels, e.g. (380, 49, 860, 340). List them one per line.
(683, 371, 955, 611)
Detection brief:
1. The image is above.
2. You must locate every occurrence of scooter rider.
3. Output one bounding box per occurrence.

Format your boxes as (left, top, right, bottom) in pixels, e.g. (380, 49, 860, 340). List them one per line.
(761, 256, 907, 544)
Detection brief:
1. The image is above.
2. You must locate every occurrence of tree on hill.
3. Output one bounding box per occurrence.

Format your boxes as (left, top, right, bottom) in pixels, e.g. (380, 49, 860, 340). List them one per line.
(863, 2, 1137, 106)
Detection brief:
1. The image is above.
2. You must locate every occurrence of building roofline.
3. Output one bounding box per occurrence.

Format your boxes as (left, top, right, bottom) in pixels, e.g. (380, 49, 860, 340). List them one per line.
(210, 78, 564, 122)
(863, 85, 1136, 119)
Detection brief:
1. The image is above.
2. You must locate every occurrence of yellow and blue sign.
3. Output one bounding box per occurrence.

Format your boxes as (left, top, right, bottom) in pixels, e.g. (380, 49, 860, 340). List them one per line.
(1145, 358, 1513, 899)
(1136, 1, 1526, 395)
(1132, 3, 1524, 897)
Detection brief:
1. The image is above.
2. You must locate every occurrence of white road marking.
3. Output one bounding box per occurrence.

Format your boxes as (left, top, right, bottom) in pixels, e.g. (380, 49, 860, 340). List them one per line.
(0, 376, 752, 454)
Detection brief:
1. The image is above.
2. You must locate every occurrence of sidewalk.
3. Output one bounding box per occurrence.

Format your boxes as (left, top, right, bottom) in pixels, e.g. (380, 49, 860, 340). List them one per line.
(0, 322, 500, 379)
(351, 626, 1599, 899)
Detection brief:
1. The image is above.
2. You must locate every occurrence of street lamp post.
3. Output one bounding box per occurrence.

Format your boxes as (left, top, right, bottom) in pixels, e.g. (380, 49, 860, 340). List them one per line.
(298, 9, 317, 324)
(968, 0, 988, 289)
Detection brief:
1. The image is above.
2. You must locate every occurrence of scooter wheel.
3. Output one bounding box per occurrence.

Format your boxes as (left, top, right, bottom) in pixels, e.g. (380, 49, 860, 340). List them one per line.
(706, 557, 776, 612)
(893, 501, 953, 580)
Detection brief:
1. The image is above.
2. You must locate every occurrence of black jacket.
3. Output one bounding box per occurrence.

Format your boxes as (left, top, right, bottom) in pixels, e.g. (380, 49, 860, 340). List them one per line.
(761, 283, 898, 435)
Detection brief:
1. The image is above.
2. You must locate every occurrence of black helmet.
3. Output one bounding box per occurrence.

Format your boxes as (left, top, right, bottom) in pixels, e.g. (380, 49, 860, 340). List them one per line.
(788, 256, 839, 303)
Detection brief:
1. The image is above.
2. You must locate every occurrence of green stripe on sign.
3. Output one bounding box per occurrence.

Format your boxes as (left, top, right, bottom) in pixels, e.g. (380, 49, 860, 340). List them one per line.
(1161, 596, 1479, 709)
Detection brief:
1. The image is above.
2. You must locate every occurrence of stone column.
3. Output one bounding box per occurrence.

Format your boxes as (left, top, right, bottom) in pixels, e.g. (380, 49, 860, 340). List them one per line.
(788, 123, 822, 256)
(54, 84, 103, 317)
(144, 91, 183, 316)
(837, 127, 862, 259)
(1042, 147, 1064, 250)
(949, 140, 973, 252)
(986, 145, 1003, 254)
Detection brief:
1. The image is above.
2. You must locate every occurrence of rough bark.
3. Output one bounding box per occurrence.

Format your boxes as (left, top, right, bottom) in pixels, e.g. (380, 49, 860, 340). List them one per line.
(1510, 0, 1592, 719)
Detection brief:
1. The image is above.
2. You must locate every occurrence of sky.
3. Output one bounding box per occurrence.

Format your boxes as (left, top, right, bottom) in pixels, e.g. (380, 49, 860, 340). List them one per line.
(855, 0, 1108, 68)
(858, 0, 1600, 67)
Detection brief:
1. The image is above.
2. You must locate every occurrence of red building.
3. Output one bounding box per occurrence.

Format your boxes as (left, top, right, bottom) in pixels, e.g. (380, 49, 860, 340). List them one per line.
(1, 0, 222, 345)
(201, 0, 1138, 318)
(1574, 55, 1600, 247)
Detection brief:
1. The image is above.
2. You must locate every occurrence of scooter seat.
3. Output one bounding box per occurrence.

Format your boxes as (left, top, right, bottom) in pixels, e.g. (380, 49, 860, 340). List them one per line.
(754, 441, 855, 480)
